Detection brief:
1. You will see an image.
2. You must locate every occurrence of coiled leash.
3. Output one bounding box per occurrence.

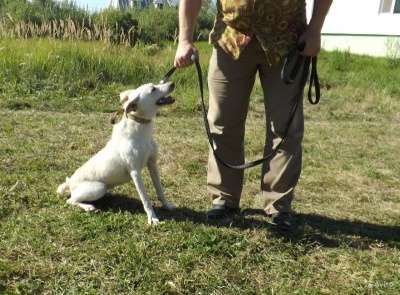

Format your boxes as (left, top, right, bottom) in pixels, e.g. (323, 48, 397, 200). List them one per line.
(161, 43, 320, 170)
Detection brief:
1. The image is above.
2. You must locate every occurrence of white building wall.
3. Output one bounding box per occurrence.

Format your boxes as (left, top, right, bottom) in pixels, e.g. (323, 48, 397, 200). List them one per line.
(306, 0, 400, 56)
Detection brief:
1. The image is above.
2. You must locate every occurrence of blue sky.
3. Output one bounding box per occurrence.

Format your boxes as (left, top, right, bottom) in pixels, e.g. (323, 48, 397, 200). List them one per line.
(72, 0, 109, 11)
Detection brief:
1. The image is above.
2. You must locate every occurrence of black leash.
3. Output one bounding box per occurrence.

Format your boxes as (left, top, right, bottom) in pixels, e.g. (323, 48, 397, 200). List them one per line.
(161, 46, 320, 170)
(281, 42, 320, 104)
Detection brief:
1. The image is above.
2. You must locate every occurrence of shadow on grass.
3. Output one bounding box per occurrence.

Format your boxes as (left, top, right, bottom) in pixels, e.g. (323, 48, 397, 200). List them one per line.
(290, 213, 400, 249)
(93, 193, 145, 213)
(93, 194, 400, 250)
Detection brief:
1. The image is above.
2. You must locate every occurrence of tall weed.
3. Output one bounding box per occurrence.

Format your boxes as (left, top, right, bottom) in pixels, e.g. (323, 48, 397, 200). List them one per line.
(0, 1, 215, 45)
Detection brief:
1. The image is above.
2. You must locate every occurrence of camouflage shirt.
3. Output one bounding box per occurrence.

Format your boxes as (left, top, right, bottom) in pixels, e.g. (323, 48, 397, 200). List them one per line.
(209, 0, 307, 65)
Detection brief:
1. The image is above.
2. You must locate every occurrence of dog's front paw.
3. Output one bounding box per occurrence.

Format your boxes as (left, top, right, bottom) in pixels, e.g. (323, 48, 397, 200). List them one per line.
(83, 204, 97, 212)
(163, 202, 176, 211)
(148, 216, 160, 225)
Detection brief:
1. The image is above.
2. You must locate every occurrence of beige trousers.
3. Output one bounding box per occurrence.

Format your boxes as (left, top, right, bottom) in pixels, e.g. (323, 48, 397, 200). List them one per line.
(207, 39, 305, 215)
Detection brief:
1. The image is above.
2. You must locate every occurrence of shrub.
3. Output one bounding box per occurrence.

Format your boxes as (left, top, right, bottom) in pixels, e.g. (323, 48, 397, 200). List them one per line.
(130, 7, 179, 44)
(128, 6, 215, 44)
(95, 9, 139, 46)
(386, 37, 400, 68)
(196, 1, 216, 41)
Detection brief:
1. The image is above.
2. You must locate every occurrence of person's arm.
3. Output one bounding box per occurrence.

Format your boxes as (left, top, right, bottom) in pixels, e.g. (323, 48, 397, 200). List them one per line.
(300, 0, 333, 56)
(174, 0, 202, 68)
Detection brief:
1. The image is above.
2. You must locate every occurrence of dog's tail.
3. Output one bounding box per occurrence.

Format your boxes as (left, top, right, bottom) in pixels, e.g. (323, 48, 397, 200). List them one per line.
(57, 177, 70, 196)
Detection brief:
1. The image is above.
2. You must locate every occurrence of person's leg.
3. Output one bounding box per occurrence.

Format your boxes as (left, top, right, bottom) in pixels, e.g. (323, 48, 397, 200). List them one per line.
(258, 61, 305, 216)
(207, 42, 260, 210)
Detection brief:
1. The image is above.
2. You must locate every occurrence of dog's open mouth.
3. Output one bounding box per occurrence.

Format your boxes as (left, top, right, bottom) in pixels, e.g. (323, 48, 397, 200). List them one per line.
(156, 96, 175, 106)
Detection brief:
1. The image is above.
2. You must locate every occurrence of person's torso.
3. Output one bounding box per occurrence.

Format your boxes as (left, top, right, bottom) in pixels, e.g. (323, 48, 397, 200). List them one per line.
(210, 0, 307, 64)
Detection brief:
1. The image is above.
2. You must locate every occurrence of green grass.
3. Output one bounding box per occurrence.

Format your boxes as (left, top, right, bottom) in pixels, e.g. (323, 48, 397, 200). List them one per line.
(0, 39, 211, 113)
(1, 39, 400, 294)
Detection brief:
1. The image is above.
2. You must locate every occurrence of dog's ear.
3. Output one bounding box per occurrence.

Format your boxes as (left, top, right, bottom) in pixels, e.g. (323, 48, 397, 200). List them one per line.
(119, 90, 131, 104)
(126, 97, 139, 113)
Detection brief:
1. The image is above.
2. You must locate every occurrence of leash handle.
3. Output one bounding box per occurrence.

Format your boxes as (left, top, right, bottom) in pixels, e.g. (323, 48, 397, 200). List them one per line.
(281, 42, 320, 104)
(307, 57, 320, 104)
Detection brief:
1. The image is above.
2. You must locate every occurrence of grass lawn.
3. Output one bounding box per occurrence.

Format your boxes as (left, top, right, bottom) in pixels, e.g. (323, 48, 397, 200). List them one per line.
(0, 39, 400, 294)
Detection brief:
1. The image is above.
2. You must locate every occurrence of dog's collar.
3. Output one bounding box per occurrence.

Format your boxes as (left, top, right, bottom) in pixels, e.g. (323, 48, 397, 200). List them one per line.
(110, 109, 152, 125)
(126, 113, 152, 124)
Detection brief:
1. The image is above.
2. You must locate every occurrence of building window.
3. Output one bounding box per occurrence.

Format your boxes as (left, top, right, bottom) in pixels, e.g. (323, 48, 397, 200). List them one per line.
(379, 0, 400, 13)
(394, 0, 400, 13)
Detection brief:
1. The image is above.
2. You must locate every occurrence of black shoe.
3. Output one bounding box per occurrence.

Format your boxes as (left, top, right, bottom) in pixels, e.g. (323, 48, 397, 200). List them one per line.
(206, 204, 240, 222)
(270, 212, 293, 230)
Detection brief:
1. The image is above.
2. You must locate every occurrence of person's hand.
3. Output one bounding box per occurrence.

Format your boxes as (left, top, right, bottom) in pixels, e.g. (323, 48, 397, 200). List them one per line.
(174, 41, 198, 68)
(298, 26, 321, 57)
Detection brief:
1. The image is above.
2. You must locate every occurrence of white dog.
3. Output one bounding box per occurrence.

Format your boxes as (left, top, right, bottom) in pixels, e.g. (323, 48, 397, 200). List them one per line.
(57, 82, 176, 224)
